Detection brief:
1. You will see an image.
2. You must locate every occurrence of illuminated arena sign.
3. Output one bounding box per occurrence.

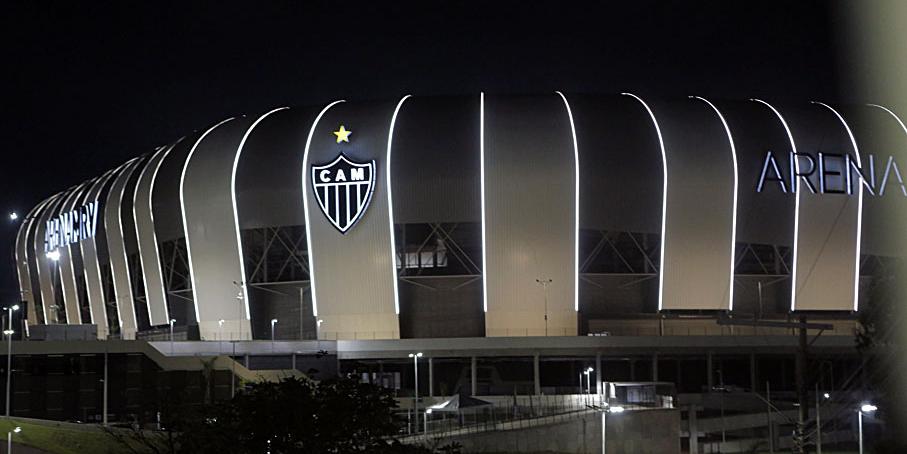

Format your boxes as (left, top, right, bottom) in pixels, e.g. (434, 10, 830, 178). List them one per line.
(757, 151, 907, 196)
(311, 153, 376, 234)
(44, 201, 100, 252)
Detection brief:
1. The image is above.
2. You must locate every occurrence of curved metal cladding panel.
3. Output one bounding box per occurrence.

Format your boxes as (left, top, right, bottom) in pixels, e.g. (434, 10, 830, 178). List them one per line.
(569, 95, 664, 318)
(482, 94, 578, 337)
(720, 100, 798, 314)
(57, 179, 95, 324)
(181, 117, 255, 340)
(783, 103, 866, 311)
(234, 107, 322, 339)
(105, 157, 143, 339)
(80, 168, 119, 337)
(26, 194, 63, 325)
(654, 98, 737, 311)
(133, 143, 178, 326)
(35, 189, 75, 324)
(153, 134, 201, 242)
(303, 101, 400, 340)
(15, 195, 57, 328)
(841, 104, 907, 258)
(151, 132, 202, 327)
(389, 96, 484, 338)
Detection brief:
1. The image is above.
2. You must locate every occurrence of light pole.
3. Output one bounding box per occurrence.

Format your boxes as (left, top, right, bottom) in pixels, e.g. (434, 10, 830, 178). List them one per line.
(270, 318, 278, 350)
(409, 352, 423, 433)
(8, 426, 20, 453)
(424, 408, 432, 434)
(858, 403, 877, 454)
(4, 304, 19, 417)
(218, 319, 225, 342)
(601, 405, 624, 454)
(535, 279, 552, 336)
(316, 319, 323, 340)
(169, 319, 176, 354)
(584, 367, 594, 394)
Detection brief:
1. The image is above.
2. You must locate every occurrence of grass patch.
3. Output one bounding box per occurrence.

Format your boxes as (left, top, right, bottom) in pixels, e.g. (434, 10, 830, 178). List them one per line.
(0, 418, 126, 454)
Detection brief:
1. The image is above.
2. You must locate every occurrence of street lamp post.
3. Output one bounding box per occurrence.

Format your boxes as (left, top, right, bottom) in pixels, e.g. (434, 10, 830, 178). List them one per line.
(270, 318, 278, 351)
(169, 319, 176, 354)
(584, 367, 594, 394)
(858, 403, 877, 454)
(8, 426, 21, 453)
(409, 352, 423, 433)
(535, 278, 552, 336)
(601, 405, 624, 454)
(4, 304, 19, 417)
(316, 319, 323, 340)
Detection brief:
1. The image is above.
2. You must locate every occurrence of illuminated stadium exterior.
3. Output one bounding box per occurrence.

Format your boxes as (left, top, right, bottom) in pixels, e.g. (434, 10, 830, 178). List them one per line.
(13, 93, 907, 343)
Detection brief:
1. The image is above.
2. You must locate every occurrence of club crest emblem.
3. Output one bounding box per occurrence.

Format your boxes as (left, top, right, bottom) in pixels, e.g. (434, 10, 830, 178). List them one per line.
(311, 153, 376, 234)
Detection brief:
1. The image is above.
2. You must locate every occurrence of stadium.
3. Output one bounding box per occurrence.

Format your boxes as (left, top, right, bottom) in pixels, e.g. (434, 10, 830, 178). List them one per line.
(7, 93, 906, 447)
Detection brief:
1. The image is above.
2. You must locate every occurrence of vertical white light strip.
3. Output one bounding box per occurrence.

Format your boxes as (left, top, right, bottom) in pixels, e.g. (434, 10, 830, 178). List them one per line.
(133, 145, 169, 324)
(58, 186, 82, 324)
(555, 91, 580, 312)
(301, 100, 346, 318)
(620, 93, 668, 311)
(480, 92, 489, 312)
(386, 95, 411, 315)
(812, 101, 864, 312)
(232, 107, 289, 321)
(148, 142, 180, 322)
(867, 103, 907, 138)
(691, 96, 739, 311)
(180, 118, 235, 323)
(750, 99, 800, 311)
(103, 160, 135, 330)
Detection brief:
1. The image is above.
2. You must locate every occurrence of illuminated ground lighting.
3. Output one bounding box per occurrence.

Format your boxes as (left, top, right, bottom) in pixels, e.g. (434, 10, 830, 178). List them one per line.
(386, 95, 412, 315)
(620, 93, 667, 311)
(555, 91, 580, 312)
(301, 100, 346, 318)
(691, 96, 739, 311)
(750, 99, 800, 311)
(811, 102, 864, 312)
(232, 107, 289, 321)
(181, 119, 235, 323)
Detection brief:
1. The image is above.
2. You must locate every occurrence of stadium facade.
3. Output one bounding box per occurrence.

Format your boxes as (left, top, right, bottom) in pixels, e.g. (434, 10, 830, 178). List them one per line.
(13, 93, 907, 342)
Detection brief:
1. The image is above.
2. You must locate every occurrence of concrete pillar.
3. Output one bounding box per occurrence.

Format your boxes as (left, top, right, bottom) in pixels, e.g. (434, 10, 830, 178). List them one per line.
(689, 405, 699, 454)
(533, 354, 541, 395)
(595, 353, 602, 395)
(652, 353, 659, 381)
(428, 357, 434, 397)
(706, 352, 714, 390)
(471, 356, 477, 396)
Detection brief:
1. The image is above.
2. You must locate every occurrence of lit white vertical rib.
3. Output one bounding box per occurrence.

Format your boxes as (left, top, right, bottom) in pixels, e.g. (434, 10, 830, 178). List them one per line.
(232, 107, 289, 321)
(555, 91, 580, 312)
(691, 96, 739, 311)
(386, 95, 411, 315)
(480, 92, 489, 312)
(148, 142, 180, 323)
(301, 100, 346, 318)
(811, 101, 864, 312)
(620, 93, 668, 311)
(750, 99, 800, 311)
(134, 145, 171, 324)
(179, 118, 235, 323)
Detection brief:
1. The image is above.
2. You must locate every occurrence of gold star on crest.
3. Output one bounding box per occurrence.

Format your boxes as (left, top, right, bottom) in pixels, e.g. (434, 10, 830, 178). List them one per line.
(333, 125, 352, 143)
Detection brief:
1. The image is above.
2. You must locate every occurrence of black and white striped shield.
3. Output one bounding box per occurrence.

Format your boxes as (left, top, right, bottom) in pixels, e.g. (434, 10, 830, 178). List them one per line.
(311, 153, 376, 234)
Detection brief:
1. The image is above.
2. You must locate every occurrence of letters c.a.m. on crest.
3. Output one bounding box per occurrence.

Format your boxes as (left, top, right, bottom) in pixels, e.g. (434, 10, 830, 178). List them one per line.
(311, 153, 376, 234)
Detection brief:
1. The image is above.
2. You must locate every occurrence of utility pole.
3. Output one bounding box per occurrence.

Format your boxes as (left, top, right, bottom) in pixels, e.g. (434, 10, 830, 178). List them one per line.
(103, 341, 108, 426)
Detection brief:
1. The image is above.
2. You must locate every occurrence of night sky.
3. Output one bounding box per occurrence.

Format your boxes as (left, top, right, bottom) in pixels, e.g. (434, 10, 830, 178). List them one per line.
(0, 0, 843, 299)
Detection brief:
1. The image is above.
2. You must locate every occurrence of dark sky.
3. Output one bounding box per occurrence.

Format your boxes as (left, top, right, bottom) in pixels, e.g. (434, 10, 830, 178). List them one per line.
(0, 0, 842, 299)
